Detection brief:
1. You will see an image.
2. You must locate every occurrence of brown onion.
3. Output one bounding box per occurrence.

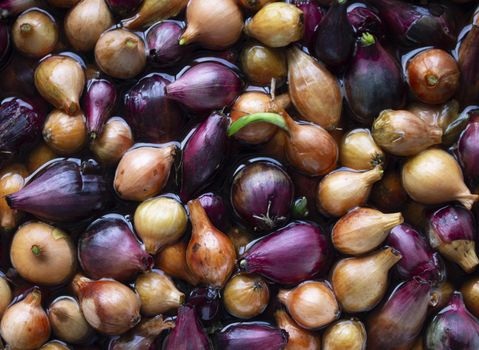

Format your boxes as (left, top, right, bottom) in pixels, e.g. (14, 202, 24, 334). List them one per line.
(339, 128, 384, 170)
(322, 319, 367, 350)
(461, 276, 479, 318)
(95, 28, 146, 79)
(0, 275, 11, 318)
(223, 273, 270, 319)
(0, 164, 28, 231)
(43, 109, 87, 155)
(155, 240, 200, 286)
(90, 117, 133, 165)
(12, 9, 58, 58)
(179, 0, 243, 50)
(274, 309, 321, 350)
(65, 0, 113, 51)
(27, 142, 57, 172)
(10, 221, 77, 286)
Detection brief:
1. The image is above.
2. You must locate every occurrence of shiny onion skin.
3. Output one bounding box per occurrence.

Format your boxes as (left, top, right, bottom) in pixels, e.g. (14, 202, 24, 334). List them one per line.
(215, 322, 288, 350)
(6, 158, 111, 222)
(82, 79, 117, 139)
(458, 117, 479, 182)
(146, 21, 188, 67)
(239, 221, 331, 285)
(457, 22, 479, 106)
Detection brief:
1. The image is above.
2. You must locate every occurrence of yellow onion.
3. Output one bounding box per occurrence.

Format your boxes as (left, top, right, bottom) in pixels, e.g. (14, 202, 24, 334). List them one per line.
(27, 142, 57, 172)
(0, 275, 11, 318)
(0, 164, 28, 232)
(230, 92, 290, 145)
(122, 0, 188, 29)
(10, 221, 77, 286)
(461, 276, 479, 318)
(317, 166, 383, 217)
(0, 288, 51, 350)
(90, 117, 133, 165)
(408, 99, 459, 132)
(12, 9, 58, 58)
(339, 128, 384, 170)
(135, 270, 184, 316)
(278, 280, 340, 330)
(322, 319, 367, 350)
(402, 148, 478, 209)
(223, 273, 269, 319)
(95, 28, 146, 79)
(179, 0, 243, 50)
(283, 111, 338, 176)
(72, 274, 141, 335)
(245, 3, 304, 47)
(287, 46, 342, 130)
(65, 0, 113, 51)
(186, 199, 236, 288)
(372, 109, 443, 156)
(155, 240, 200, 286)
(114, 145, 176, 201)
(40, 340, 71, 350)
(34, 55, 85, 114)
(48, 296, 94, 344)
(332, 207, 404, 255)
(331, 247, 401, 313)
(274, 309, 321, 350)
(43, 109, 87, 155)
(238, 0, 277, 11)
(134, 196, 187, 254)
(240, 41, 287, 86)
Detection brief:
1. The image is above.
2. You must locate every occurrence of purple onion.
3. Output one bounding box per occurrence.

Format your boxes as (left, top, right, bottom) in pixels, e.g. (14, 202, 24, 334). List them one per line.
(457, 23, 479, 107)
(347, 4, 384, 39)
(0, 55, 37, 99)
(146, 21, 188, 67)
(0, 97, 46, 165)
(458, 118, 479, 182)
(0, 0, 36, 19)
(426, 292, 479, 350)
(215, 322, 288, 350)
(124, 73, 186, 143)
(387, 224, 445, 283)
(166, 62, 242, 112)
(105, 0, 142, 17)
(367, 0, 457, 49)
(230, 161, 294, 232)
(294, 1, 324, 49)
(0, 21, 11, 69)
(79, 215, 153, 282)
(368, 278, 433, 350)
(314, 0, 355, 68)
(6, 159, 112, 222)
(345, 32, 405, 124)
(163, 305, 212, 350)
(180, 112, 228, 201)
(426, 205, 479, 273)
(239, 221, 331, 285)
(187, 287, 221, 322)
(198, 193, 227, 231)
(82, 79, 117, 139)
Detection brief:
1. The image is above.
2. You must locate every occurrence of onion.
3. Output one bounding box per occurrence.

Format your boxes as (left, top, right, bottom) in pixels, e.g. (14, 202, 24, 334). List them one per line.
(274, 309, 321, 350)
(90, 117, 133, 165)
(122, 0, 188, 30)
(339, 128, 384, 170)
(322, 319, 366, 350)
(42, 109, 87, 155)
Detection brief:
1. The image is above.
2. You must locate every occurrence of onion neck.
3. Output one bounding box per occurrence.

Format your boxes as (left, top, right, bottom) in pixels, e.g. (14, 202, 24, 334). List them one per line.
(373, 247, 402, 270)
(188, 199, 213, 234)
(24, 288, 42, 306)
(31, 245, 41, 256)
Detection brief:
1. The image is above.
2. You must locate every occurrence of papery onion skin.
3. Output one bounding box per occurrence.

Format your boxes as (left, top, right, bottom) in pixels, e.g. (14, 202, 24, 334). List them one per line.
(7, 158, 112, 222)
(125, 73, 185, 144)
(215, 322, 288, 350)
(166, 62, 242, 112)
(230, 161, 293, 232)
(240, 221, 331, 285)
(79, 215, 153, 282)
(180, 112, 228, 201)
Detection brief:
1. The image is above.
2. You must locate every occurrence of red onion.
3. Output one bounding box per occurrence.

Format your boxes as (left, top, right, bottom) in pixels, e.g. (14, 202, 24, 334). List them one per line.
(187, 287, 221, 322)
(0, 97, 46, 166)
(294, 1, 324, 48)
(180, 112, 228, 201)
(105, 0, 142, 17)
(82, 79, 117, 139)
(347, 4, 384, 39)
(426, 292, 479, 350)
(124, 73, 186, 143)
(387, 223, 445, 283)
(230, 161, 294, 232)
(163, 305, 212, 350)
(458, 117, 479, 182)
(426, 205, 479, 273)
(166, 62, 242, 112)
(78, 215, 153, 282)
(457, 23, 479, 106)
(7, 159, 111, 222)
(368, 278, 433, 350)
(0, 22, 10, 70)
(215, 322, 288, 350)
(198, 193, 227, 231)
(146, 21, 188, 67)
(239, 221, 331, 284)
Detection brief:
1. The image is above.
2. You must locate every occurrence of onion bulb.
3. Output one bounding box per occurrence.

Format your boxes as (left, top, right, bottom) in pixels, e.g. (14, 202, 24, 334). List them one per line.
(402, 148, 478, 209)
(90, 117, 133, 165)
(0, 164, 28, 231)
(43, 109, 87, 155)
(339, 128, 384, 170)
